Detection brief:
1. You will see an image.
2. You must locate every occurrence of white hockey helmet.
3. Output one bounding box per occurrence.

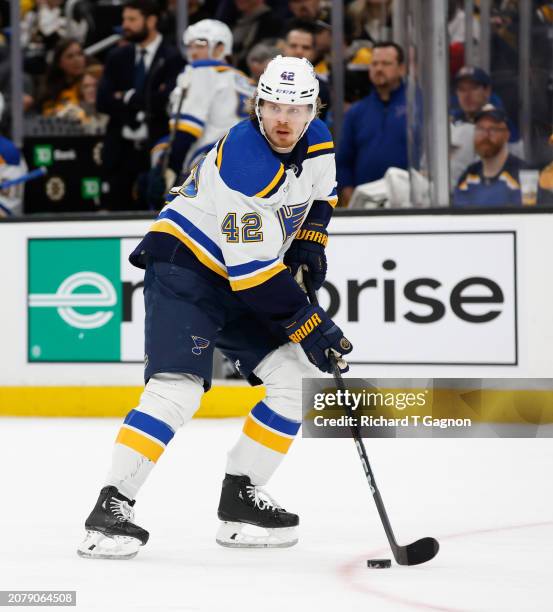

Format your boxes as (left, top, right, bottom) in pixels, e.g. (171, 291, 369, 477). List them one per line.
(183, 19, 233, 59)
(255, 55, 319, 145)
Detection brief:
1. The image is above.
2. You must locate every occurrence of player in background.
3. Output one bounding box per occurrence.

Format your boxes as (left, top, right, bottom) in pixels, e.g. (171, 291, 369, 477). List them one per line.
(78, 56, 351, 559)
(146, 19, 255, 209)
(0, 93, 28, 216)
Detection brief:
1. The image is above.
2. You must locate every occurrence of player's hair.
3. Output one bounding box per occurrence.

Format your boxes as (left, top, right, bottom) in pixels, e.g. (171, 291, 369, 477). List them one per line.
(123, 0, 161, 18)
(248, 92, 323, 122)
(372, 41, 405, 64)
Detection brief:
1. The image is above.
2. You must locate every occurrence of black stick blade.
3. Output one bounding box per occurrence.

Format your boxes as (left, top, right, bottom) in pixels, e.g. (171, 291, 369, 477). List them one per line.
(394, 537, 439, 566)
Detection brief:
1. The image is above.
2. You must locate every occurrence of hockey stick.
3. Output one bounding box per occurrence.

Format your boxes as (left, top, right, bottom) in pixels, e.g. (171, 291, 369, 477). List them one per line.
(304, 272, 439, 566)
(160, 86, 188, 178)
(0, 167, 47, 190)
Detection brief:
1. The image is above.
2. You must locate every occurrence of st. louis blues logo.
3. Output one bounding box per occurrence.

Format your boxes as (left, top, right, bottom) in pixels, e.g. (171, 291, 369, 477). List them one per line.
(277, 199, 309, 241)
(191, 336, 210, 355)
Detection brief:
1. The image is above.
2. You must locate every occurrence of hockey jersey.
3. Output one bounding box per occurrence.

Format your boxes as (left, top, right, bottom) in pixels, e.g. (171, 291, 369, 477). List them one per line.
(163, 59, 255, 174)
(0, 136, 28, 216)
(132, 118, 338, 322)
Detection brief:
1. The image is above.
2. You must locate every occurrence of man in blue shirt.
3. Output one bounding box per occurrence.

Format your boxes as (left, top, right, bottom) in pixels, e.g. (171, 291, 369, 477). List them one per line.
(336, 41, 408, 206)
(453, 105, 525, 207)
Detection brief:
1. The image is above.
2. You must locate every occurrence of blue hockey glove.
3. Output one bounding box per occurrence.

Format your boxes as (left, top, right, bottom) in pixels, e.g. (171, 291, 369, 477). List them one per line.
(284, 221, 328, 291)
(283, 305, 352, 373)
(146, 165, 167, 210)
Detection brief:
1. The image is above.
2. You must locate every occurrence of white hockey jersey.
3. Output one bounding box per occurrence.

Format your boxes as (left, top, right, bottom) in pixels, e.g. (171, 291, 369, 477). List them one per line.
(168, 59, 255, 172)
(143, 118, 338, 295)
(0, 136, 28, 216)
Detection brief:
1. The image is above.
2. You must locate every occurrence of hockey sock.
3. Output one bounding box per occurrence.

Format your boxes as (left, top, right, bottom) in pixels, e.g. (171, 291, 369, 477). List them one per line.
(106, 409, 175, 499)
(226, 401, 301, 485)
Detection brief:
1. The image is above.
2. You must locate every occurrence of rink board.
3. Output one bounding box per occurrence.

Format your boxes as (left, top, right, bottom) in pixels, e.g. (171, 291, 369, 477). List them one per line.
(0, 211, 552, 417)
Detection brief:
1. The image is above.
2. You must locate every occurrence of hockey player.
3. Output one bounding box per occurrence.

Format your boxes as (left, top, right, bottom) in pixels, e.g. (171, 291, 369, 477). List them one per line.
(0, 93, 28, 217)
(147, 19, 255, 208)
(78, 55, 351, 559)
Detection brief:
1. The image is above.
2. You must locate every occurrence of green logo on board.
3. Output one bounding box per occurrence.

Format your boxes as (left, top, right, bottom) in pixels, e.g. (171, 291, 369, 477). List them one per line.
(28, 238, 122, 361)
(33, 144, 53, 167)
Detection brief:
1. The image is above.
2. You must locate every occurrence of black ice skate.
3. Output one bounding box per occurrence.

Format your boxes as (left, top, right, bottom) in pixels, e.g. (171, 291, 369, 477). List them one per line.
(216, 474, 299, 548)
(77, 486, 149, 560)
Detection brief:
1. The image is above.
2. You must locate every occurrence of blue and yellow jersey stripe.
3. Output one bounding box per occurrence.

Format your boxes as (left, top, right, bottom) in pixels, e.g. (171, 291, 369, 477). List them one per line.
(242, 401, 301, 454)
(255, 163, 286, 199)
(170, 112, 205, 138)
(327, 186, 338, 207)
(499, 171, 520, 190)
(150, 208, 228, 278)
(305, 118, 335, 159)
(148, 207, 287, 290)
(227, 257, 286, 291)
(306, 140, 334, 159)
(215, 121, 286, 198)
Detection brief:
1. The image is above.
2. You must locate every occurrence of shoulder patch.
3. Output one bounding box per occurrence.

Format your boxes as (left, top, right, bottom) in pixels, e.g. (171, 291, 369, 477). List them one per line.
(306, 119, 334, 159)
(0, 137, 21, 165)
(216, 121, 286, 198)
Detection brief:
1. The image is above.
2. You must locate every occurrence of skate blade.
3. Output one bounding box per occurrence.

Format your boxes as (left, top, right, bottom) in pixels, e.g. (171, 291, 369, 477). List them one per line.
(76, 530, 141, 560)
(216, 521, 298, 549)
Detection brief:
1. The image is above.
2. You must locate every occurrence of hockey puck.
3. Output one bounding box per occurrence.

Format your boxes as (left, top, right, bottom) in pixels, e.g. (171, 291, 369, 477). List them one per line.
(367, 559, 392, 568)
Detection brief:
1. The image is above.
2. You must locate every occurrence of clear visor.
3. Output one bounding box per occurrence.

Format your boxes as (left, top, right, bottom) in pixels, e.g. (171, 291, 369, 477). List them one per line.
(185, 38, 209, 49)
(259, 102, 312, 122)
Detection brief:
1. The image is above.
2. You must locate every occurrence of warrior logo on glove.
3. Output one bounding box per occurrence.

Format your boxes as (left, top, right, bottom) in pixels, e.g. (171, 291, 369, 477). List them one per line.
(284, 305, 353, 373)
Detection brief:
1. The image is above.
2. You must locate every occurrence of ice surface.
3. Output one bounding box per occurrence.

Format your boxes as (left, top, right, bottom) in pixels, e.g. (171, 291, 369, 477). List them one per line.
(0, 417, 551, 612)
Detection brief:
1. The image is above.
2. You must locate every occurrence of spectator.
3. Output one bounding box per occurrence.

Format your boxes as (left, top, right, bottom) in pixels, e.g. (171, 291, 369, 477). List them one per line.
(158, 0, 214, 47)
(453, 105, 525, 207)
(287, 0, 329, 23)
(447, 0, 479, 45)
(0, 46, 35, 131)
(77, 65, 108, 131)
(246, 42, 281, 81)
(312, 19, 331, 80)
(282, 21, 330, 120)
(336, 41, 409, 207)
(232, 0, 282, 72)
(22, 0, 91, 51)
(97, 0, 184, 211)
(38, 37, 86, 116)
(537, 134, 553, 206)
(0, 93, 29, 217)
(450, 66, 523, 187)
(347, 0, 392, 43)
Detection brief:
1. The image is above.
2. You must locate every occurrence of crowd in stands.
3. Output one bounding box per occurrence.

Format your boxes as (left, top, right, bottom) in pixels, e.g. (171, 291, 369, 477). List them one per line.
(0, 0, 552, 215)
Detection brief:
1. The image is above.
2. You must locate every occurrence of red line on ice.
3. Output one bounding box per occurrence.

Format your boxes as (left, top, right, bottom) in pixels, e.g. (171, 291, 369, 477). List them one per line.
(338, 519, 553, 612)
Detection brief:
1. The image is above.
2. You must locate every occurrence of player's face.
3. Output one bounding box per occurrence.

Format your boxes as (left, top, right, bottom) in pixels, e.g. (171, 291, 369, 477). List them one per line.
(260, 102, 311, 149)
(186, 39, 210, 63)
(456, 80, 490, 115)
(474, 117, 509, 158)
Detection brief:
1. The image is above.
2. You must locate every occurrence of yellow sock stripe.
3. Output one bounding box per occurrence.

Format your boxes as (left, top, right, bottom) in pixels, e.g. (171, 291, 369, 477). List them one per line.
(116, 427, 165, 463)
(242, 416, 294, 454)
